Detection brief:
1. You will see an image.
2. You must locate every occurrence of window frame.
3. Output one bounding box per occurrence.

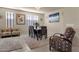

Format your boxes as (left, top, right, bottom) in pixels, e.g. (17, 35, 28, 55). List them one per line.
(26, 15, 39, 26)
(6, 11, 14, 29)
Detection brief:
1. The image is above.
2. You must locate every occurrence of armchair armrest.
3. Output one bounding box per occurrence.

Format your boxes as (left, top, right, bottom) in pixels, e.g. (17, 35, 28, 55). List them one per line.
(61, 37, 72, 44)
(49, 33, 64, 41)
(49, 35, 55, 43)
(53, 33, 64, 37)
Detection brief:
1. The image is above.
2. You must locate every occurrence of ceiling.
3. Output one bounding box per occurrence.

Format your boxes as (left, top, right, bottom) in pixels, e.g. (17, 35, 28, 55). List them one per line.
(23, 7, 62, 12)
(4, 7, 63, 14)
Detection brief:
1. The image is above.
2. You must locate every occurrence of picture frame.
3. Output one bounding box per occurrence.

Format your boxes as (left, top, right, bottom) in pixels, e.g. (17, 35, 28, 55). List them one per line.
(49, 12, 60, 23)
(16, 14, 25, 25)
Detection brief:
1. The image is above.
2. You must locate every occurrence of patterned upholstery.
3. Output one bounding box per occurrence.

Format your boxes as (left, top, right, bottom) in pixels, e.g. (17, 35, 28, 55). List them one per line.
(49, 27, 76, 52)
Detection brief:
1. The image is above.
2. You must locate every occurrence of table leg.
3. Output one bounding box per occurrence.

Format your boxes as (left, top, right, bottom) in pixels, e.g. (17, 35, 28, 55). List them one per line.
(37, 30, 38, 40)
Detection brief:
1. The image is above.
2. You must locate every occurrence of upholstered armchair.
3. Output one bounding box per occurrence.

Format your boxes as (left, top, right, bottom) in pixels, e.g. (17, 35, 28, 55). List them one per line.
(49, 27, 76, 52)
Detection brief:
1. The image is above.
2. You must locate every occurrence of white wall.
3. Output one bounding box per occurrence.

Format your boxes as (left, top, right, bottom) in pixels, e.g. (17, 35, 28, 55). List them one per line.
(63, 8, 79, 46)
(0, 7, 44, 35)
(63, 8, 79, 25)
(44, 9, 64, 37)
(44, 7, 79, 47)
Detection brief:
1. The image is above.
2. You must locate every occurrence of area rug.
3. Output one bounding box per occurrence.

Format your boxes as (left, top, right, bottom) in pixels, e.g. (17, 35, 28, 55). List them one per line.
(20, 35, 49, 49)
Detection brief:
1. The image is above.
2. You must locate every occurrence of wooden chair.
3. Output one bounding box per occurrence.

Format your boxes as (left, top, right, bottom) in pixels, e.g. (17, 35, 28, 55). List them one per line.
(41, 26, 47, 39)
(29, 26, 34, 38)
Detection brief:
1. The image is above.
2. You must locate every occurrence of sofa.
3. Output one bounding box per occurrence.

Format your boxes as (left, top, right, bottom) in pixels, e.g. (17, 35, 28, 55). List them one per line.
(0, 28, 20, 38)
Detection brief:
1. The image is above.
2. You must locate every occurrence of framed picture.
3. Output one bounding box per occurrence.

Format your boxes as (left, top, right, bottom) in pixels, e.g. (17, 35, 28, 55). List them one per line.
(49, 12, 60, 23)
(16, 14, 25, 25)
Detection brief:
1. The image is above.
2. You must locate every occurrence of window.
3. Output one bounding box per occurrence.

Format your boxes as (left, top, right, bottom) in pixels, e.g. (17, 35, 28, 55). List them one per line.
(26, 15, 38, 26)
(6, 11, 14, 28)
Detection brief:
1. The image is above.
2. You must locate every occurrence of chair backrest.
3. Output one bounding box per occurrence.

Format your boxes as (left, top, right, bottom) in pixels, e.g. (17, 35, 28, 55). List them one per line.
(29, 26, 34, 34)
(41, 26, 47, 35)
(64, 27, 76, 41)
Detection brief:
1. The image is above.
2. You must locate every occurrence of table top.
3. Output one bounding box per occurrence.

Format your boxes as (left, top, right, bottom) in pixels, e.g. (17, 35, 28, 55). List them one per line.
(34, 27, 41, 30)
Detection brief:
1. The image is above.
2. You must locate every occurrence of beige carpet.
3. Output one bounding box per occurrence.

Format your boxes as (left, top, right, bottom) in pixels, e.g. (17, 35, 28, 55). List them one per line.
(20, 35, 79, 52)
(1, 35, 79, 52)
(20, 35, 49, 49)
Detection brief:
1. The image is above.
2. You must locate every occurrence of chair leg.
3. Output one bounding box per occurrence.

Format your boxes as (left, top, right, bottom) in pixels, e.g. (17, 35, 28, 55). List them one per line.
(49, 45, 51, 51)
(40, 35, 42, 40)
(45, 34, 47, 39)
